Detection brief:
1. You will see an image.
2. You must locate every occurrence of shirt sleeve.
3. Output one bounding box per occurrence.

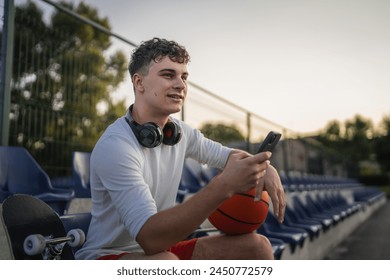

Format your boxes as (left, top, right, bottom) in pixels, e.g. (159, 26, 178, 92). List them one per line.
(180, 121, 232, 169)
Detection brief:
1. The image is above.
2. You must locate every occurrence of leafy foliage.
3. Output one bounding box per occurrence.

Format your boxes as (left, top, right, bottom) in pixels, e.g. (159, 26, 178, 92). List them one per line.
(10, 1, 128, 176)
(316, 114, 390, 178)
(199, 123, 245, 145)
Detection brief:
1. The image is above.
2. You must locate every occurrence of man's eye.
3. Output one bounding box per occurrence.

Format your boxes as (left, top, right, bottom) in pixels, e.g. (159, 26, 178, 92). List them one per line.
(163, 73, 173, 78)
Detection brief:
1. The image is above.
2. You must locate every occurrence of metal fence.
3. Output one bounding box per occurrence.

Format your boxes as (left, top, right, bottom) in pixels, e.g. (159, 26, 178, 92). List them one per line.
(0, 0, 346, 178)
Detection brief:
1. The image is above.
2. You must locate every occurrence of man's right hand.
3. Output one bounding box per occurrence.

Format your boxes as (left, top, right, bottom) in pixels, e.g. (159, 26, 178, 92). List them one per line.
(216, 150, 271, 197)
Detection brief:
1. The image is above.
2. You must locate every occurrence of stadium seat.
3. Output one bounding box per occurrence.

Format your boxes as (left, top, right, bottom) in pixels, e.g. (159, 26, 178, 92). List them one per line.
(304, 194, 342, 223)
(353, 187, 385, 205)
(291, 196, 333, 230)
(258, 212, 308, 253)
(314, 193, 350, 219)
(50, 176, 74, 190)
(0, 146, 74, 214)
(268, 237, 286, 260)
(177, 159, 205, 202)
(327, 191, 361, 214)
(72, 151, 91, 198)
(201, 165, 220, 183)
(283, 205, 322, 240)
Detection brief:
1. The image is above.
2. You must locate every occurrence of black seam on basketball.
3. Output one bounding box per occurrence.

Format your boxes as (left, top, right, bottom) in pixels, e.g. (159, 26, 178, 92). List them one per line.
(261, 199, 269, 207)
(237, 193, 270, 207)
(216, 209, 261, 225)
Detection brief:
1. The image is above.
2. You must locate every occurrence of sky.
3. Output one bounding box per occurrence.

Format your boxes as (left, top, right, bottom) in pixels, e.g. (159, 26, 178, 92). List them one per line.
(22, 0, 390, 134)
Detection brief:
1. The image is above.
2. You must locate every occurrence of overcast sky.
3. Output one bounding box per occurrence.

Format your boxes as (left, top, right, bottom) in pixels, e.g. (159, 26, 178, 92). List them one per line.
(20, 0, 390, 133)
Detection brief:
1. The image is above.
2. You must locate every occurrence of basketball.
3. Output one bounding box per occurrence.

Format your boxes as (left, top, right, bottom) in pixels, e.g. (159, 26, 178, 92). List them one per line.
(208, 188, 269, 235)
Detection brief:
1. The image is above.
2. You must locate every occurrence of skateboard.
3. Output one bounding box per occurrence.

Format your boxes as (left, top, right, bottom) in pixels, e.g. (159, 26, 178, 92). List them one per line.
(1, 194, 85, 260)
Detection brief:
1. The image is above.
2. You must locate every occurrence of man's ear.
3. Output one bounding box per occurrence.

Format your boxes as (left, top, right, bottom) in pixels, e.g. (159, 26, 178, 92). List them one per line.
(132, 73, 145, 93)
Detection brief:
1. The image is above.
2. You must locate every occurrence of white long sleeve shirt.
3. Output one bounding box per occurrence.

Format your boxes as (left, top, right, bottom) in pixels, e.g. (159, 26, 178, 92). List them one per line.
(75, 113, 231, 259)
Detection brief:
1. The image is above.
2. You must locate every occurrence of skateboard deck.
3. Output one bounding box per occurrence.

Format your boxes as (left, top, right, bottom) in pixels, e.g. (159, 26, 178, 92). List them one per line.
(2, 194, 81, 260)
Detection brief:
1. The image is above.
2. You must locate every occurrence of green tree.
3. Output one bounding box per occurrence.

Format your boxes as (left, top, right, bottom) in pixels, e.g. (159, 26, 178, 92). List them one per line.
(10, 1, 127, 176)
(374, 115, 390, 173)
(318, 115, 374, 161)
(318, 120, 343, 149)
(316, 114, 384, 178)
(200, 122, 245, 145)
(343, 115, 374, 162)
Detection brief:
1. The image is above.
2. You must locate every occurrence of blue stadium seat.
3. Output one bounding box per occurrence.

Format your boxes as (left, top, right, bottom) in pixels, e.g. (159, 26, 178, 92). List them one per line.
(177, 159, 205, 202)
(72, 151, 91, 198)
(258, 212, 308, 253)
(201, 166, 220, 183)
(314, 193, 350, 219)
(0, 146, 74, 214)
(268, 237, 286, 260)
(291, 196, 333, 230)
(327, 191, 361, 214)
(50, 176, 74, 190)
(283, 205, 322, 240)
(304, 194, 342, 223)
(353, 187, 385, 205)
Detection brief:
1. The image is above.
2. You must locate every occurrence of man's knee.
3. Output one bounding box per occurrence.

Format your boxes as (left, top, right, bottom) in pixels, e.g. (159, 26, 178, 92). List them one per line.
(192, 232, 274, 259)
(163, 251, 181, 260)
(242, 233, 274, 260)
(254, 233, 272, 248)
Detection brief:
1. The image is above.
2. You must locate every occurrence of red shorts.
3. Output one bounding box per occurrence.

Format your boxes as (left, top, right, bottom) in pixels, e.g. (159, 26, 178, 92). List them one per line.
(167, 238, 198, 260)
(97, 238, 198, 260)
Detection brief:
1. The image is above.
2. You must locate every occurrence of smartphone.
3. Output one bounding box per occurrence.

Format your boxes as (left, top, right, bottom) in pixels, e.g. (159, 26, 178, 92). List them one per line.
(257, 131, 282, 153)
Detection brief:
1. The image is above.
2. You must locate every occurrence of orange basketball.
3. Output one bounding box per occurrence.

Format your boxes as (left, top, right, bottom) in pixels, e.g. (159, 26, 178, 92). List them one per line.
(208, 188, 269, 235)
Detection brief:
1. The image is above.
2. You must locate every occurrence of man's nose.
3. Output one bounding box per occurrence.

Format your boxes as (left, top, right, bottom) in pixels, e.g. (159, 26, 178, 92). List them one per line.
(173, 77, 186, 89)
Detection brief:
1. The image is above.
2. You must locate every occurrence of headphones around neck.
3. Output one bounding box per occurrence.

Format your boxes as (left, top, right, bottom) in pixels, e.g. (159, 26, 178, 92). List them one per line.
(125, 106, 182, 148)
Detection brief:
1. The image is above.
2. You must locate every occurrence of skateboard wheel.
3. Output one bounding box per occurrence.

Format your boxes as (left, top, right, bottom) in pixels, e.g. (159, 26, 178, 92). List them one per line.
(24, 234, 46, 256)
(67, 229, 85, 247)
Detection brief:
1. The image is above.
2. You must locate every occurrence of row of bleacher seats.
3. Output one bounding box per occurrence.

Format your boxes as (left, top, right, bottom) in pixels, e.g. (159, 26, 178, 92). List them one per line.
(1, 146, 387, 259)
(0, 146, 92, 215)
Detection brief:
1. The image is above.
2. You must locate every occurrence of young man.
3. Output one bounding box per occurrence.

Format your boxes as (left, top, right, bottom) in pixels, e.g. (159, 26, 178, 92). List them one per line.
(76, 38, 285, 260)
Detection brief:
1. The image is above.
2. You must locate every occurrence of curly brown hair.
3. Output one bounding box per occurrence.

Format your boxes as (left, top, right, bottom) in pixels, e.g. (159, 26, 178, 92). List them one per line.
(128, 38, 190, 78)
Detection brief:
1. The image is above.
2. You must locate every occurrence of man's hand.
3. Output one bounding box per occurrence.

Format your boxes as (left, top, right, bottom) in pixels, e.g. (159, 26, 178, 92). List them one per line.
(255, 165, 286, 224)
(217, 150, 271, 198)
